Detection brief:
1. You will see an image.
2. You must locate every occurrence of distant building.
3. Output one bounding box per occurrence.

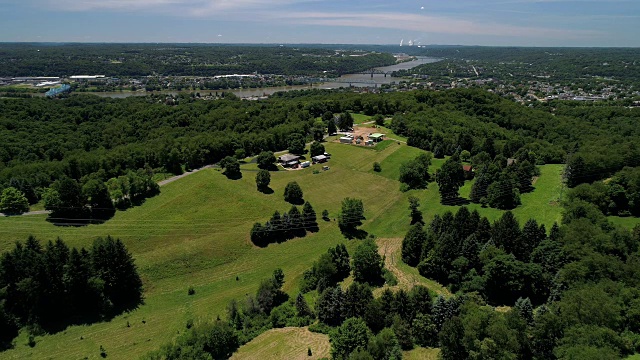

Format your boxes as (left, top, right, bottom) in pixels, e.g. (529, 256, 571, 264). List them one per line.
(312, 155, 328, 163)
(368, 133, 385, 142)
(45, 84, 71, 98)
(278, 154, 300, 167)
(70, 75, 106, 80)
(340, 136, 353, 144)
(462, 165, 474, 180)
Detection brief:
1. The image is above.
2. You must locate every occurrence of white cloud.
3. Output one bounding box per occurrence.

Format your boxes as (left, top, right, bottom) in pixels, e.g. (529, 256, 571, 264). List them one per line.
(34, 0, 313, 13)
(273, 11, 602, 39)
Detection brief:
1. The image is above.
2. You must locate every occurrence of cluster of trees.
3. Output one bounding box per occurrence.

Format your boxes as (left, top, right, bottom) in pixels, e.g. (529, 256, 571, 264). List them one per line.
(338, 198, 366, 238)
(250, 202, 318, 247)
(438, 207, 640, 359)
(0, 187, 29, 215)
(0, 236, 143, 348)
(321, 285, 448, 358)
(398, 148, 537, 209)
(42, 171, 159, 223)
(301, 244, 351, 293)
(567, 165, 640, 217)
(469, 150, 538, 209)
(386, 88, 640, 185)
(398, 153, 432, 190)
(403, 207, 556, 305)
(0, 44, 396, 77)
(399, 199, 640, 358)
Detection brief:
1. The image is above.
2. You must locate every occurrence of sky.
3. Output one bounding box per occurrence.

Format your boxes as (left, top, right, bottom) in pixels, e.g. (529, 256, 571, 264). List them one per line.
(0, 0, 638, 46)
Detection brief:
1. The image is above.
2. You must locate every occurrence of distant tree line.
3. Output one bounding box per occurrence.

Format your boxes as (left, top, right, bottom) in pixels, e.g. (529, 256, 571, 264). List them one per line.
(0, 236, 142, 349)
(0, 44, 396, 77)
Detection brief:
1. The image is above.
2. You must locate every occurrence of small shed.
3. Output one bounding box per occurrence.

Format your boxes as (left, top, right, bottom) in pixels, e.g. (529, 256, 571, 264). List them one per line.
(507, 158, 518, 167)
(368, 133, 385, 142)
(312, 155, 328, 163)
(462, 164, 474, 180)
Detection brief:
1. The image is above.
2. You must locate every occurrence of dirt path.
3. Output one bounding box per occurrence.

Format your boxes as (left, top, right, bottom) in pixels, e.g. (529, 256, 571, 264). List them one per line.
(158, 164, 215, 186)
(375, 237, 451, 297)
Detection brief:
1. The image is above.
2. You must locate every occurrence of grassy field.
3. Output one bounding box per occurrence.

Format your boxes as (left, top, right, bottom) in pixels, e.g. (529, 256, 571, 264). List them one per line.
(351, 113, 373, 125)
(0, 141, 565, 359)
(609, 216, 640, 229)
(231, 327, 330, 360)
(403, 347, 440, 360)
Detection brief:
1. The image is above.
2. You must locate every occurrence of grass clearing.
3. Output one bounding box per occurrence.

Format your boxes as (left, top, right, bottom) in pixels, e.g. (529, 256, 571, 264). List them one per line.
(351, 113, 373, 125)
(609, 216, 640, 229)
(403, 347, 440, 360)
(0, 142, 565, 359)
(230, 327, 330, 360)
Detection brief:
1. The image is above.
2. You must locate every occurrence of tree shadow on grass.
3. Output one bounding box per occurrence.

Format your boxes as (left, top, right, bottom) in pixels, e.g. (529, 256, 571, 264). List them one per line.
(259, 187, 275, 195)
(37, 299, 145, 335)
(224, 172, 243, 180)
(340, 227, 368, 240)
(440, 197, 471, 206)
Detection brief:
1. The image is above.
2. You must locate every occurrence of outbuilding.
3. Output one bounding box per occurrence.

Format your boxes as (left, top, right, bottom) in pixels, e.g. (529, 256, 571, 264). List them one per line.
(368, 133, 385, 142)
(312, 155, 328, 163)
(278, 154, 300, 167)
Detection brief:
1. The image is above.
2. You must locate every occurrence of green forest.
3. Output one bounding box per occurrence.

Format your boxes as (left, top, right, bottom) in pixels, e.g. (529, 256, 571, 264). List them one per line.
(0, 44, 396, 77)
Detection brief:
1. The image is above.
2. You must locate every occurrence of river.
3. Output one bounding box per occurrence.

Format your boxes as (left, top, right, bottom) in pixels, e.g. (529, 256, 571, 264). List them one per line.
(50, 56, 439, 99)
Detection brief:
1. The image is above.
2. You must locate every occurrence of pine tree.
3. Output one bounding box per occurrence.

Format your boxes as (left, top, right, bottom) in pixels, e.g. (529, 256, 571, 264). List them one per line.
(317, 286, 345, 326)
(491, 211, 522, 256)
(408, 195, 423, 225)
(295, 293, 313, 318)
(402, 223, 427, 267)
(302, 201, 317, 231)
(328, 244, 351, 280)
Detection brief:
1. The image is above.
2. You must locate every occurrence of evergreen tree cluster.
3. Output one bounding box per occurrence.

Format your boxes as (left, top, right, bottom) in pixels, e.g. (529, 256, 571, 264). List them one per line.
(315, 284, 462, 358)
(0, 236, 143, 346)
(469, 150, 539, 209)
(300, 244, 351, 293)
(250, 202, 318, 247)
(402, 207, 556, 305)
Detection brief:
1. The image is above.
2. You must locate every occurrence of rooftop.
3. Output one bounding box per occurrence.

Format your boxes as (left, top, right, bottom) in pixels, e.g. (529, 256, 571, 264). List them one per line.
(279, 154, 300, 162)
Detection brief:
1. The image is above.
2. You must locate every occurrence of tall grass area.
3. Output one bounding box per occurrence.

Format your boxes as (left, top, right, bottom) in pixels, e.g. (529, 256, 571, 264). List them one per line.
(0, 142, 565, 359)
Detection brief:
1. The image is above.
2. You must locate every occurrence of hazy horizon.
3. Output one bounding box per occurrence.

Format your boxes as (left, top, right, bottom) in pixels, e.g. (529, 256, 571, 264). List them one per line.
(1, 0, 638, 47)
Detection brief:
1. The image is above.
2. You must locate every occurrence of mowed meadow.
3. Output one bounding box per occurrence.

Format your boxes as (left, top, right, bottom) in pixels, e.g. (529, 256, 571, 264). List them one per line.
(0, 140, 565, 359)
